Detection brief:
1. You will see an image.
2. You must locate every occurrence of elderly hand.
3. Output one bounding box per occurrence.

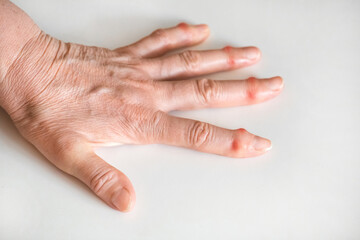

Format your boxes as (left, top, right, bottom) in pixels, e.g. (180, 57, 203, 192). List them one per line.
(1, 22, 283, 212)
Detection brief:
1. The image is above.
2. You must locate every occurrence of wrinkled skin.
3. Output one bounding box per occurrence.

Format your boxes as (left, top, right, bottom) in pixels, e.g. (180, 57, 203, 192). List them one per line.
(1, 22, 283, 212)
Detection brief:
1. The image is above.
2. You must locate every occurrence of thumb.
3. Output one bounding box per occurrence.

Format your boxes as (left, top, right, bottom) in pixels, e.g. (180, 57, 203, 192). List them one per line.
(65, 146, 136, 212)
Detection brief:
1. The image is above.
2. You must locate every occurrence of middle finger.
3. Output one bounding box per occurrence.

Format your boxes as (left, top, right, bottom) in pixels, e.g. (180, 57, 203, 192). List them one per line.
(156, 76, 283, 112)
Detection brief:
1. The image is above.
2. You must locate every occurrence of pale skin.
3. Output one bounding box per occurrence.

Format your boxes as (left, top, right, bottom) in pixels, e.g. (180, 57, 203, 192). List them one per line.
(0, 0, 283, 212)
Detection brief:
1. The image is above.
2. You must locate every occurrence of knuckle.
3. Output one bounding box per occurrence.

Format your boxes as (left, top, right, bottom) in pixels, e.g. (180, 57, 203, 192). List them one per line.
(231, 128, 250, 155)
(51, 134, 79, 158)
(89, 168, 118, 194)
(151, 28, 169, 46)
(178, 50, 201, 72)
(230, 139, 248, 157)
(39, 134, 83, 175)
(149, 110, 167, 141)
(231, 139, 245, 153)
(195, 78, 219, 104)
(188, 121, 212, 147)
(246, 77, 258, 100)
(114, 47, 136, 59)
(150, 110, 166, 127)
(138, 110, 167, 143)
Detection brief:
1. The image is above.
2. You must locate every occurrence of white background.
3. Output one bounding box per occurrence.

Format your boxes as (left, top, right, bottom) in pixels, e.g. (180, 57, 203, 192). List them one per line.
(1, 0, 359, 239)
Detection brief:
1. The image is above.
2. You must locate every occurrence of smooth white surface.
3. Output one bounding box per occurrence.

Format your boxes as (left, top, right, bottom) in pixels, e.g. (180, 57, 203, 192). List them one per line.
(1, 0, 360, 239)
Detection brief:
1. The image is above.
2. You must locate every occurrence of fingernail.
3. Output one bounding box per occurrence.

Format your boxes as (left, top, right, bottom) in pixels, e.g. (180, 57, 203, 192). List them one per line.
(111, 188, 132, 212)
(243, 47, 261, 60)
(195, 24, 209, 32)
(253, 136, 272, 151)
(266, 76, 284, 92)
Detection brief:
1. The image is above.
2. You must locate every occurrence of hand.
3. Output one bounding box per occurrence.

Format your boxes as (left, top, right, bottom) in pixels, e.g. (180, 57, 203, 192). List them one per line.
(2, 23, 283, 212)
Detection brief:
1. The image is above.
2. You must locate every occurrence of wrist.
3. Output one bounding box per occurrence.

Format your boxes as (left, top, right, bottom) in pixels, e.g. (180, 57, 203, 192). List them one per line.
(0, 0, 42, 82)
(0, 0, 64, 120)
(0, 32, 63, 120)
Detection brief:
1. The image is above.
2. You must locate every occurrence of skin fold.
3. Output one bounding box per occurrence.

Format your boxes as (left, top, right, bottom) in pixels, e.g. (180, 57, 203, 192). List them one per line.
(0, 0, 283, 212)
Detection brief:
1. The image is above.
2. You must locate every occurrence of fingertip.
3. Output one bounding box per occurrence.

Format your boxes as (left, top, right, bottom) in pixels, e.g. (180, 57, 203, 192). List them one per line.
(265, 140, 273, 151)
(254, 46, 262, 59)
(275, 76, 284, 89)
(111, 187, 135, 212)
(265, 76, 284, 92)
(177, 22, 210, 41)
(253, 136, 272, 152)
(243, 46, 262, 61)
(177, 22, 209, 31)
(195, 24, 210, 41)
(195, 23, 209, 32)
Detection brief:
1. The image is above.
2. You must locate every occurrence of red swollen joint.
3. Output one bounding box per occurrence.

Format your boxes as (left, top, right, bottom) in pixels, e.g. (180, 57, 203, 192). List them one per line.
(177, 22, 189, 31)
(223, 45, 235, 67)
